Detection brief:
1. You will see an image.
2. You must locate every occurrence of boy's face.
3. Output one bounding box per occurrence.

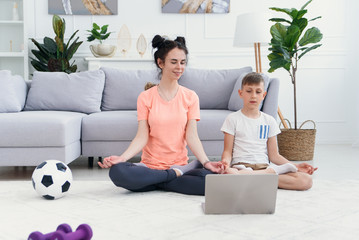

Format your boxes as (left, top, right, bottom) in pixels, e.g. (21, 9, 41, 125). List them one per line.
(238, 83, 267, 109)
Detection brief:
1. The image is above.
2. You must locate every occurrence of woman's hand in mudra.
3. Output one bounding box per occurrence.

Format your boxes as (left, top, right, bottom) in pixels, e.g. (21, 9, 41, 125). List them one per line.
(204, 161, 225, 174)
(98, 155, 125, 168)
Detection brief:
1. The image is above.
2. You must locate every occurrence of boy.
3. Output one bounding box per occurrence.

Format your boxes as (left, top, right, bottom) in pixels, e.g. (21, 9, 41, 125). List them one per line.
(221, 72, 317, 189)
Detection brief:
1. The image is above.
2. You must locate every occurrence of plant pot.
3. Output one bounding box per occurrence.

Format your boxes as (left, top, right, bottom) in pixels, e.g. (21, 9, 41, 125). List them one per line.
(277, 120, 316, 161)
(90, 44, 116, 58)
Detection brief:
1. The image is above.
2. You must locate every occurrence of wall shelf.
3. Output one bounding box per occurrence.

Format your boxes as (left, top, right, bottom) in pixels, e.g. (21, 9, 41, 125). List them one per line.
(84, 57, 155, 71)
(0, 20, 23, 24)
(0, 0, 28, 80)
(0, 52, 25, 57)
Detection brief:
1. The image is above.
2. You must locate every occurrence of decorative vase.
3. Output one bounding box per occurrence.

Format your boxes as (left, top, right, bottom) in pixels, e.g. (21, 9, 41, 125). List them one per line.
(89, 44, 116, 58)
(117, 24, 131, 56)
(12, 2, 20, 21)
(136, 34, 147, 57)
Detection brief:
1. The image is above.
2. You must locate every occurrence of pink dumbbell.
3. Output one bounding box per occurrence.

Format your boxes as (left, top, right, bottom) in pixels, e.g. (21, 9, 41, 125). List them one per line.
(28, 224, 72, 240)
(50, 224, 92, 240)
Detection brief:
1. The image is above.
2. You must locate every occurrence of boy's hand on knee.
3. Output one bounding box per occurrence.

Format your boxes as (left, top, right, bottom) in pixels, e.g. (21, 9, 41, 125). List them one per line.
(295, 163, 318, 175)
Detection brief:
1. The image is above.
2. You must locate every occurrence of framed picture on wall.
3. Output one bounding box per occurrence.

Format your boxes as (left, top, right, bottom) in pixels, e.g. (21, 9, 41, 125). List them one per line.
(48, 0, 118, 15)
(162, 0, 230, 13)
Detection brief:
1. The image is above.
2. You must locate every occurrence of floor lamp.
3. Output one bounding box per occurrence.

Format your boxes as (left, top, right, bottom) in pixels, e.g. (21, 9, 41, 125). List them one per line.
(233, 13, 288, 128)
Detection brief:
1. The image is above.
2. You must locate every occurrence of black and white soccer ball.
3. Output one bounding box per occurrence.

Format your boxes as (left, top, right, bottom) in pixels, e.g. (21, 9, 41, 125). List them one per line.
(32, 160, 73, 200)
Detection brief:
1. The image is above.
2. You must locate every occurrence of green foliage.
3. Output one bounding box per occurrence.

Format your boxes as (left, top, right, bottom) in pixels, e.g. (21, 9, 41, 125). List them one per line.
(30, 15, 83, 73)
(87, 23, 112, 44)
(267, 0, 323, 129)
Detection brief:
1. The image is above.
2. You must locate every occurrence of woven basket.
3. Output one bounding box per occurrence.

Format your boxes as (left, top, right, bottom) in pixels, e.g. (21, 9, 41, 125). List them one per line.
(277, 120, 316, 161)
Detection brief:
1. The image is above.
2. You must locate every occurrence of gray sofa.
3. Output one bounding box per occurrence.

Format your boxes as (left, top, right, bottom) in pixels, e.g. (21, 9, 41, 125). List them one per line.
(0, 67, 279, 167)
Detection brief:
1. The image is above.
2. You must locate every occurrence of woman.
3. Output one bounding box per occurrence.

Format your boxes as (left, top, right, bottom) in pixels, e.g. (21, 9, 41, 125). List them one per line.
(98, 35, 223, 195)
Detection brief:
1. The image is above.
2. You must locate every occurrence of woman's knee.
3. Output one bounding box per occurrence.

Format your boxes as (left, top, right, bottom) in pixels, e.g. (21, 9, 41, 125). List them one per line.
(109, 162, 133, 187)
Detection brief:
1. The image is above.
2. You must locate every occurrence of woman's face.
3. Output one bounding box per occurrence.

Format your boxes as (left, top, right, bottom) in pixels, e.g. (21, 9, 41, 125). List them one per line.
(158, 47, 187, 81)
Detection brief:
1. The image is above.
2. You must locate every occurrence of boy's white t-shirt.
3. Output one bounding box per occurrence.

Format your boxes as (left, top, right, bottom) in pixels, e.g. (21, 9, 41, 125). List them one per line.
(221, 110, 280, 165)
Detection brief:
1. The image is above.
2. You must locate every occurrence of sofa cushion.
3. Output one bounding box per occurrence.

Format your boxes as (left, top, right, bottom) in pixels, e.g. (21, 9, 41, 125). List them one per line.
(0, 70, 27, 113)
(228, 73, 270, 111)
(101, 67, 158, 110)
(0, 111, 85, 147)
(82, 111, 138, 141)
(197, 109, 233, 140)
(179, 67, 252, 109)
(24, 70, 105, 114)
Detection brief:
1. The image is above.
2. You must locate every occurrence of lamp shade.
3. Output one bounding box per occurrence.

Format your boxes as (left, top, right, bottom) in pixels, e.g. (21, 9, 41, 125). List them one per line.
(233, 12, 271, 47)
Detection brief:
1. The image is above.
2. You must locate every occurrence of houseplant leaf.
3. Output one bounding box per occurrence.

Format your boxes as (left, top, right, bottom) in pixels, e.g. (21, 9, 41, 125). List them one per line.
(299, 27, 323, 46)
(298, 44, 322, 59)
(30, 15, 82, 73)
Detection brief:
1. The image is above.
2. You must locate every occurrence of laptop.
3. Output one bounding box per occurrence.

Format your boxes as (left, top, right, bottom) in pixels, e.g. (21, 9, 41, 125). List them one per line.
(203, 174, 278, 214)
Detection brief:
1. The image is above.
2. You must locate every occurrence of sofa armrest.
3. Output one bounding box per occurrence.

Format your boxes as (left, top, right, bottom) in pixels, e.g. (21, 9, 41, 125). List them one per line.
(261, 77, 279, 120)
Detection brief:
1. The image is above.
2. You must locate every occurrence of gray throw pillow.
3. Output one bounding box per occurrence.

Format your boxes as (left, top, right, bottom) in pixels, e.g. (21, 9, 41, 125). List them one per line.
(179, 67, 252, 109)
(0, 70, 27, 113)
(25, 70, 105, 114)
(101, 67, 158, 110)
(228, 72, 270, 111)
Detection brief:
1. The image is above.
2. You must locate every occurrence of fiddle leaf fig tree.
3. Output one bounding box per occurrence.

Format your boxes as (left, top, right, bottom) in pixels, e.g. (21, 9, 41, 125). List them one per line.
(268, 0, 323, 129)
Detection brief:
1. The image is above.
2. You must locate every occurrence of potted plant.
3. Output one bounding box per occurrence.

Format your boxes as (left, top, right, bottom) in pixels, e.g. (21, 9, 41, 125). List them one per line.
(87, 23, 116, 57)
(30, 15, 83, 73)
(267, 0, 323, 160)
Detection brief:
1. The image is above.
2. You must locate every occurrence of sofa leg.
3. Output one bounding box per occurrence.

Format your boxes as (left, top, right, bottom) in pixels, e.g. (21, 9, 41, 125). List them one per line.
(88, 157, 94, 168)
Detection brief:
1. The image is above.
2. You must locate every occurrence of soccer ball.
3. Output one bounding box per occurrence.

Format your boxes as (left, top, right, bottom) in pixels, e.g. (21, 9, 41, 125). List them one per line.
(32, 160, 73, 200)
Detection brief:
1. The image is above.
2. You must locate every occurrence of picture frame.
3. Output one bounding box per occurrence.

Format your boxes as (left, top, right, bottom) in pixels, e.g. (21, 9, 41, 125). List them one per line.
(48, 0, 118, 15)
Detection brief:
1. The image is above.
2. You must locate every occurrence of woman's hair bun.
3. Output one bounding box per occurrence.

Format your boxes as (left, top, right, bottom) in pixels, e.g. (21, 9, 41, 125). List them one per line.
(152, 35, 165, 49)
(174, 36, 186, 46)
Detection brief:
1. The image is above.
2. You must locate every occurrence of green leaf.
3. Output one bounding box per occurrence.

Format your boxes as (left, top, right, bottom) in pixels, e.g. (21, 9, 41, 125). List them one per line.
(299, 27, 323, 46)
(296, 9, 307, 19)
(289, 9, 299, 20)
(87, 35, 95, 42)
(268, 54, 291, 72)
(31, 38, 50, 56)
(65, 40, 83, 61)
(300, 0, 313, 11)
(270, 23, 287, 42)
(30, 58, 49, 72)
(309, 16, 322, 22)
(298, 44, 322, 59)
(52, 15, 64, 40)
(91, 29, 102, 39)
(100, 25, 109, 34)
(55, 36, 64, 53)
(31, 50, 49, 63)
(269, 18, 291, 24)
(269, 7, 292, 17)
(43, 37, 58, 53)
(292, 18, 308, 32)
(284, 25, 301, 50)
(93, 23, 100, 30)
(64, 30, 80, 52)
(100, 32, 111, 40)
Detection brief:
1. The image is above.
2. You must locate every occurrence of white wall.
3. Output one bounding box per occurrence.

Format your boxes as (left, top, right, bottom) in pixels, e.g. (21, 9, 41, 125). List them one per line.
(26, 0, 358, 145)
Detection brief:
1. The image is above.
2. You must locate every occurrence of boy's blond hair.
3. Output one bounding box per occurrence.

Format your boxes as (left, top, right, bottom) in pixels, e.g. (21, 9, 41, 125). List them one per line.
(241, 72, 264, 89)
